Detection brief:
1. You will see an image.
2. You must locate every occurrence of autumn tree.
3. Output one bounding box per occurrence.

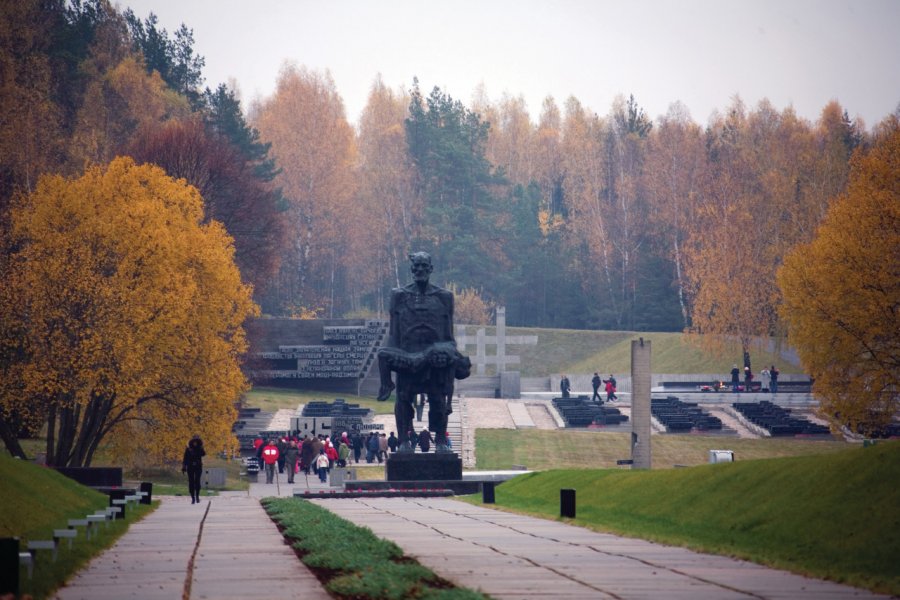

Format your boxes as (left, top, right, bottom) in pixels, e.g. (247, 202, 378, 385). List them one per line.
(0, 0, 66, 200)
(252, 65, 358, 317)
(778, 120, 899, 434)
(127, 117, 286, 301)
(683, 98, 834, 358)
(644, 102, 707, 328)
(406, 80, 508, 291)
(0, 157, 257, 466)
(446, 284, 492, 325)
(70, 55, 190, 165)
(356, 76, 419, 311)
(123, 9, 205, 107)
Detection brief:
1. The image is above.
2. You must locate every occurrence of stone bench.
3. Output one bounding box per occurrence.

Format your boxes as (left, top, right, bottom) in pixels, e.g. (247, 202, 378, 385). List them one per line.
(53, 528, 77, 550)
(68, 518, 93, 540)
(27, 539, 58, 562)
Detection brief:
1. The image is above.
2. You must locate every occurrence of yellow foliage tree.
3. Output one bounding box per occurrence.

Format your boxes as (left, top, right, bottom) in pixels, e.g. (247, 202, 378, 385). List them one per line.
(446, 284, 492, 326)
(0, 157, 258, 466)
(778, 119, 899, 434)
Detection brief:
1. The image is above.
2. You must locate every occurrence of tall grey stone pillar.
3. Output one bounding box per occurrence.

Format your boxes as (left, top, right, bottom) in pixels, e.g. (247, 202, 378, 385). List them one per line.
(495, 306, 507, 373)
(631, 338, 651, 469)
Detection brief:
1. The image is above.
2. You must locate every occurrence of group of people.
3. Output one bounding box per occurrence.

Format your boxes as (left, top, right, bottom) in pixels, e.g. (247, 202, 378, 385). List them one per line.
(730, 363, 779, 393)
(559, 373, 618, 403)
(253, 434, 345, 484)
(246, 427, 441, 485)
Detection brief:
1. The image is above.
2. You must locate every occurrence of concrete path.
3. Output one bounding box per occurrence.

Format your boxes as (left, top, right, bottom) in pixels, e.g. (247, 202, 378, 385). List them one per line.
(53, 495, 325, 600)
(314, 497, 887, 600)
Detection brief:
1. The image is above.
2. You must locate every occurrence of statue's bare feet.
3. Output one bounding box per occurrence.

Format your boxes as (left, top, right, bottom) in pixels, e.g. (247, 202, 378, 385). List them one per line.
(377, 381, 395, 401)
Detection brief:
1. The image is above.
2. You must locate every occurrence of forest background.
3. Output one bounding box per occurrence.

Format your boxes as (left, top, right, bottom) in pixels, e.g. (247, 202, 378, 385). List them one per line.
(2, 0, 894, 336)
(0, 2, 897, 464)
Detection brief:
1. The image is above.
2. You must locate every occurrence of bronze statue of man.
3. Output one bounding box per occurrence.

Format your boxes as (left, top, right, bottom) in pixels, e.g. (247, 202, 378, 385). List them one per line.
(377, 252, 470, 452)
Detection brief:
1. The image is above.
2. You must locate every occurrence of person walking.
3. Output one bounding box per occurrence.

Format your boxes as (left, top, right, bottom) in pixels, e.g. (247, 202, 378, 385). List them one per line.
(300, 435, 314, 475)
(366, 432, 379, 463)
(261, 439, 279, 484)
(338, 438, 350, 467)
(560, 374, 571, 398)
(181, 435, 205, 504)
(315, 449, 330, 483)
(759, 366, 771, 392)
(730, 364, 741, 393)
(378, 432, 388, 462)
(283, 439, 299, 484)
(352, 432, 363, 464)
(418, 428, 433, 453)
(591, 372, 603, 403)
(603, 375, 618, 402)
(387, 431, 399, 453)
(276, 436, 287, 473)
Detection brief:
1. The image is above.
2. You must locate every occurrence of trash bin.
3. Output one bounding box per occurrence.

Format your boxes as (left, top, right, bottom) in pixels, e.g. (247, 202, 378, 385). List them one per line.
(708, 450, 734, 464)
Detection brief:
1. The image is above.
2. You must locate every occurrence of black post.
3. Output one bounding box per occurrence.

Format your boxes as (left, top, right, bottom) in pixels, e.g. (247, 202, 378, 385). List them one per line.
(482, 481, 495, 504)
(0, 537, 19, 596)
(560, 488, 576, 518)
(109, 489, 127, 519)
(139, 481, 153, 505)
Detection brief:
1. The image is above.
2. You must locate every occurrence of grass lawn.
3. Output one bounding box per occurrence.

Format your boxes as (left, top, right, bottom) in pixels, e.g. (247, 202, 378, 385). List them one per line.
(463, 441, 900, 595)
(0, 453, 156, 599)
(243, 386, 394, 415)
(265, 497, 487, 599)
(475, 428, 851, 470)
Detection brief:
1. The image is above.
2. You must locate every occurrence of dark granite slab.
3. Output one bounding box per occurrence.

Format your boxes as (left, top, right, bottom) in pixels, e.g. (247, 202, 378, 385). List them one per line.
(386, 452, 462, 481)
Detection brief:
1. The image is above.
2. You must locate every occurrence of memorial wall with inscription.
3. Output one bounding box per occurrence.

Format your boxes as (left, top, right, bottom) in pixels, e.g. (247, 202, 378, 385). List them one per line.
(245, 318, 388, 393)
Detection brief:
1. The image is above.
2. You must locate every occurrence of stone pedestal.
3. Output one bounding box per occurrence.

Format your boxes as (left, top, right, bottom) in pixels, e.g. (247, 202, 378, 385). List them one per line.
(500, 371, 521, 399)
(386, 453, 462, 481)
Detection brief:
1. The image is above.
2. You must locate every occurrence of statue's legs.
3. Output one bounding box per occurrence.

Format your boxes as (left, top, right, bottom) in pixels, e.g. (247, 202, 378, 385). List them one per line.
(428, 393, 451, 451)
(394, 390, 415, 451)
(376, 352, 395, 401)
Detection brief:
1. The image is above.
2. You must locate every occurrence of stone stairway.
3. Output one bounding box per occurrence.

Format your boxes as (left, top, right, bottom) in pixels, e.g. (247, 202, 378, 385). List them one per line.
(411, 395, 464, 456)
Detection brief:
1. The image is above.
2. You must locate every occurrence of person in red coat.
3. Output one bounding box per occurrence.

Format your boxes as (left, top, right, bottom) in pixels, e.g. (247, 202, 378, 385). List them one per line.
(325, 440, 339, 472)
(261, 439, 279, 484)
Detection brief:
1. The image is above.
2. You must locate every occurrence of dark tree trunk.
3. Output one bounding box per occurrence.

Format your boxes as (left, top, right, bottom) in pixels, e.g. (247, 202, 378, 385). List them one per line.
(0, 419, 27, 460)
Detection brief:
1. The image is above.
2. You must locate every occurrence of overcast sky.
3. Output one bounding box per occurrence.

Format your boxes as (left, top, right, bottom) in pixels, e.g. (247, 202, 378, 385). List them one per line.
(120, 0, 899, 129)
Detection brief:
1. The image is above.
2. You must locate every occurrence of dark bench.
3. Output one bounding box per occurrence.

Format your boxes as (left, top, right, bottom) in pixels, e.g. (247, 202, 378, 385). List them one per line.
(54, 467, 122, 487)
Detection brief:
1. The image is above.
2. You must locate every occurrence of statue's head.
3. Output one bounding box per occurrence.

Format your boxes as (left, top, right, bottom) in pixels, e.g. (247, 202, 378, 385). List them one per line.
(408, 251, 433, 282)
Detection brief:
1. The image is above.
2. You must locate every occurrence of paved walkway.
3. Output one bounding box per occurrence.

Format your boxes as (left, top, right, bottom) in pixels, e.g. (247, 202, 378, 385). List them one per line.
(51, 484, 886, 599)
(314, 497, 887, 600)
(53, 494, 325, 600)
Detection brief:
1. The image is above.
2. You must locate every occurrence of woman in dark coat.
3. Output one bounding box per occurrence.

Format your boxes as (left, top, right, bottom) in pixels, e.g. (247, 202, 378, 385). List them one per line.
(182, 435, 206, 504)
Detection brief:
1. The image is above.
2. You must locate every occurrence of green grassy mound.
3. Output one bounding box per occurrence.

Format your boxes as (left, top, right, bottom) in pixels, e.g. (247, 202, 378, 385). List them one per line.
(479, 441, 900, 595)
(453, 327, 801, 375)
(265, 498, 487, 599)
(0, 453, 155, 599)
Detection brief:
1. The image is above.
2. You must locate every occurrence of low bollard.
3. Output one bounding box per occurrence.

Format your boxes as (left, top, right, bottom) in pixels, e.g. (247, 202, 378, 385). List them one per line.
(482, 481, 495, 504)
(140, 481, 153, 505)
(0, 537, 19, 596)
(560, 488, 576, 518)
